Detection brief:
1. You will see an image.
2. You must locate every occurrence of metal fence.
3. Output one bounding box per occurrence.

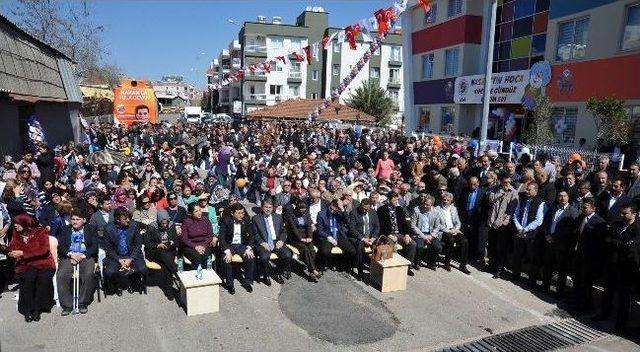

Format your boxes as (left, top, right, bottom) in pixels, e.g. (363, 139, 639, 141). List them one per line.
(509, 143, 625, 171)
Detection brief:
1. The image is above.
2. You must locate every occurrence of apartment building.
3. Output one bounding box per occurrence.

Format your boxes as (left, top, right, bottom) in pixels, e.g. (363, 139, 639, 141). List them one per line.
(402, 0, 640, 147)
(210, 7, 404, 118)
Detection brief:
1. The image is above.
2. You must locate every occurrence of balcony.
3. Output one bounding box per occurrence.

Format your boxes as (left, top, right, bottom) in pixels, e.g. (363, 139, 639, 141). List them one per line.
(388, 60, 402, 67)
(245, 71, 267, 81)
(245, 93, 267, 105)
(245, 44, 267, 57)
(287, 71, 302, 83)
(232, 58, 241, 68)
(387, 79, 401, 89)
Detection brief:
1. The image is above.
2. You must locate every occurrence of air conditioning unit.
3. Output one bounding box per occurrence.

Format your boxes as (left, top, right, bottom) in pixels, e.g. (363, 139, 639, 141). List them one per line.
(272, 16, 282, 24)
(256, 15, 266, 23)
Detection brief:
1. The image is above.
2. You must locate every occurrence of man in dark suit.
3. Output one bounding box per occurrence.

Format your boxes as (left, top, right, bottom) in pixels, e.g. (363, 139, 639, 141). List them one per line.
(252, 198, 292, 285)
(459, 176, 485, 262)
(535, 169, 557, 207)
(541, 190, 579, 297)
(56, 209, 99, 315)
(593, 204, 640, 331)
(316, 198, 357, 273)
(597, 178, 631, 223)
(144, 210, 178, 299)
(89, 196, 113, 237)
(572, 197, 607, 311)
(625, 163, 640, 199)
(473, 155, 494, 187)
(377, 192, 418, 274)
(218, 203, 256, 294)
(102, 207, 147, 294)
(347, 198, 380, 279)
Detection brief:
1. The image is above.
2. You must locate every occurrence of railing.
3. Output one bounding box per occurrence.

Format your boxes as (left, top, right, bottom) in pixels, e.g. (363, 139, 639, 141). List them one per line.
(247, 94, 266, 101)
(245, 44, 267, 52)
(246, 70, 266, 77)
(232, 58, 241, 67)
(389, 78, 401, 84)
(288, 71, 302, 79)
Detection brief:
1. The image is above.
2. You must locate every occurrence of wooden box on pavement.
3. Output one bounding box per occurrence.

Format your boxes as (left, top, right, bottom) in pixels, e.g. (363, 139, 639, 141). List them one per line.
(370, 254, 411, 293)
(177, 269, 222, 316)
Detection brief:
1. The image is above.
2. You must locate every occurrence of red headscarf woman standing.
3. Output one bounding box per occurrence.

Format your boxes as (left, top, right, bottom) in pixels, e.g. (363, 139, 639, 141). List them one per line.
(7, 214, 56, 322)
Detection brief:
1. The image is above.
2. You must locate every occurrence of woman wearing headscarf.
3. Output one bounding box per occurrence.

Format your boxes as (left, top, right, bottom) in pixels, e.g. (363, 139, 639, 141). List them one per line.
(112, 187, 134, 212)
(7, 214, 56, 322)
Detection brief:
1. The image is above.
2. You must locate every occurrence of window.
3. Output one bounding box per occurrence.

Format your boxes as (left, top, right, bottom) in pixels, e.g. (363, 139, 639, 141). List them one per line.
(370, 67, 380, 78)
(249, 85, 256, 94)
(332, 64, 340, 76)
(389, 68, 400, 83)
(290, 39, 301, 51)
(622, 4, 640, 50)
(424, 3, 437, 25)
(312, 93, 318, 99)
(552, 107, 578, 144)
(390, 46, 401, 61)
(447, 0, 462, 18)
(290, 62, 301, 72)
(514, 0, 535, 20)
(290, 85, 300, 97)
(276, 62, 284, 72)
(444, 47, 459, 76)
(270, 37, 283, 49)
(441, 106, 455, 132)
(556, 18, 589, 61)
(312, 70, 318, 80)
(626, 105, 640, 143)
(421, 53, 434, 79)
(333, 39, 341, 53)
(418, 107, 431, 131)
(269, 85, 282, 95)
(389, 90, 399, 104)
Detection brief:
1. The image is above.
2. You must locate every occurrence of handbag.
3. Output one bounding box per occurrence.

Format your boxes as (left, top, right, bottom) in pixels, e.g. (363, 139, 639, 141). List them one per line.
(372, 235, 393, 262)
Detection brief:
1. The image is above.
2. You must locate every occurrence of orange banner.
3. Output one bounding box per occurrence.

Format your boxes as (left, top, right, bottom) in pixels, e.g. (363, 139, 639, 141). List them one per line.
(113, 80, 158, 125)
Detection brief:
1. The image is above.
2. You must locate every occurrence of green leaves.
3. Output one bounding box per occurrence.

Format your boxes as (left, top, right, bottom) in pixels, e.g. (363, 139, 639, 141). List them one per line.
(345, 79, 397, 125)
(587, 96, 632, 146)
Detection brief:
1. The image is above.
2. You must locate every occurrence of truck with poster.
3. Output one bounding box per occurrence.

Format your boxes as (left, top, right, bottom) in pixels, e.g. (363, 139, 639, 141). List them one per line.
(113, 79, 159, 125)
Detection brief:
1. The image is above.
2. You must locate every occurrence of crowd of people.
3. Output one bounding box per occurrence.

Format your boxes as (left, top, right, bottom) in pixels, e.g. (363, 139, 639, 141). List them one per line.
(0, 114, 638, 331)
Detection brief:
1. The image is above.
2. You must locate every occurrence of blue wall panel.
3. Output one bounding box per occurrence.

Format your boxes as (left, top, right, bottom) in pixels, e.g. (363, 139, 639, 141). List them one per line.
(549, 0, 618, 19)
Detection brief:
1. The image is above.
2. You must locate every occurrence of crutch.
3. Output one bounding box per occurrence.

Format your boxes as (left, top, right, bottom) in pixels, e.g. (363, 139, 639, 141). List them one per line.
(72, 264, 79, 315)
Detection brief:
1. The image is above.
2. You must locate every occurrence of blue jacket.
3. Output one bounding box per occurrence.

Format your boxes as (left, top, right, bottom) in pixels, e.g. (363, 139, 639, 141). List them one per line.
(101, 222, 144, 260)
(316, 208, 349, 241)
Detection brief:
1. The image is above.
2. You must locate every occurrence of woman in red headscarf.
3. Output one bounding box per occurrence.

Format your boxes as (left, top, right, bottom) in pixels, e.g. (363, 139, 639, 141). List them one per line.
(7, 214, 56, 322)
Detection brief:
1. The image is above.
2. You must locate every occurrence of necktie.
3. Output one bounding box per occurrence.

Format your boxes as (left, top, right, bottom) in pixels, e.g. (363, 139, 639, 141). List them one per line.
(265, 216, 274, 249)
(363, 213, 370, 236)
(330, 215, 338, 239)
(389, 209, 398, 234)
(521, 199, 531, 228)
(580, 216, 588, 235)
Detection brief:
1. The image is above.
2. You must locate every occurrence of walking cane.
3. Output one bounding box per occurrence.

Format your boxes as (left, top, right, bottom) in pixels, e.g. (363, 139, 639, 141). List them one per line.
(72, 264, 79, 315)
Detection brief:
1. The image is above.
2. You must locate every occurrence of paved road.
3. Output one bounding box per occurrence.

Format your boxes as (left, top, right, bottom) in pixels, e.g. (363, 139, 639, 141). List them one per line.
(2, 259, 638, 351)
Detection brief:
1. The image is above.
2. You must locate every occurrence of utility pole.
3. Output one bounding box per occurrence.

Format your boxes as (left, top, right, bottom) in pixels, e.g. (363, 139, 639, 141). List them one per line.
(480, 0, 498, 148)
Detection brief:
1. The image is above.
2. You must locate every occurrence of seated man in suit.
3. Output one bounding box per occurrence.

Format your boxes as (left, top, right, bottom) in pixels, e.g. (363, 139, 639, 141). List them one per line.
(89, 195, 113, 237)
(410, 194, 442, 270)
(102, 207, 147, 294)
(377, 192, 418, 275)
(252, 197, 292, 285)
(144, 210, 178, 299)
(316, 198, 357, 274)
(56, 209, 98, 315)
(347, 198, 380, 280)
(435, 191, 470, 274)
(285, 200, 321, 281)
(218, 203, 256, 294)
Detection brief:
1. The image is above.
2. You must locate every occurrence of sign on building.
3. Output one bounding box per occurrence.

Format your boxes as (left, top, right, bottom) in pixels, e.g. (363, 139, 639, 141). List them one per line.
(113, 80, 159, 125)
(453, 70, 530, 104)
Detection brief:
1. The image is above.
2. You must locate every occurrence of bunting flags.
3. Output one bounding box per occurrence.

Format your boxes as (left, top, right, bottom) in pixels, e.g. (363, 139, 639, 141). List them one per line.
(276, 55, 287, 65)
(303, 45, 312, 64)
(417, 0, 432, 13)
(291, 52, 305, 63)
(374, 8, 390, 36)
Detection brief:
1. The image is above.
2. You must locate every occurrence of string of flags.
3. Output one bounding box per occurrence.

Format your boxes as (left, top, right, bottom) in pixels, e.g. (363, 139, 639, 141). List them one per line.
(207, 0, 433, 123)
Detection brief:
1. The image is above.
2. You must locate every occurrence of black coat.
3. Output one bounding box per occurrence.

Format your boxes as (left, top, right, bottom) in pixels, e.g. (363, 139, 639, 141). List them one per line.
(542, 203, 579, 247)
(348, 208, 380, 240)
(102, 222, 144, 260)
(57, 224, 99, 260)
(284, 209, 313, 242)
(252, 212, 286, 244)
(575, 213, 607, 269)
(144, 225, 178, 251)
(377, 204, 410, 236)
(596, 192, 631, 223)
(218, 217, 255, 251)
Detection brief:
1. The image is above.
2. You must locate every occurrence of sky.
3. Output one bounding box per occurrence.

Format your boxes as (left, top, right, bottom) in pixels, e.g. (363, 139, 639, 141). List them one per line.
(2, 0, 392, 89)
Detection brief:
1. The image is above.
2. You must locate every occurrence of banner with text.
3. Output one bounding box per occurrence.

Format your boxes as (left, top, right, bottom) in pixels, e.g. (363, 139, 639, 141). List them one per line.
(453, 70, 529, 104)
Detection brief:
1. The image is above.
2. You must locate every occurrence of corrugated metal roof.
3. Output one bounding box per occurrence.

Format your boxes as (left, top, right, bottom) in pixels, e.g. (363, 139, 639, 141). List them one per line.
(57, 57, 82, 103)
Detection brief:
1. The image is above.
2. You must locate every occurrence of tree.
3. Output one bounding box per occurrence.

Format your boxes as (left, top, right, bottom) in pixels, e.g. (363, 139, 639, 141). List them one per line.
(82, 63, 123, 89)
(8, 0, 106, 78)
(587, 96, 632, 147)
(201, 90, 212, 112)
(522, 88, 554, 145)
(345, 79, 397, 125)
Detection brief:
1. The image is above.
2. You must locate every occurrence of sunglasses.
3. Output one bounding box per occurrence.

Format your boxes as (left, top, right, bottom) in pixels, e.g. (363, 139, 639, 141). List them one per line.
(20, 170, 31, 174)
(168, 197, 177, 200)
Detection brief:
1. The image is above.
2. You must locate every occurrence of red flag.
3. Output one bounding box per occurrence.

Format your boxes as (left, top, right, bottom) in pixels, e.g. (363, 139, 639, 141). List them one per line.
(374, 8, 390, 35)
(417, 0, 432, 13)
(276, 55, 287, 65)
(262, 62, 271, 73)
(291, 52, 305, 63)
(303, 45, 312, 63)
(234, 70, 244, 80)
(248, 64, 256, 74)
(344, 24, 361, 50)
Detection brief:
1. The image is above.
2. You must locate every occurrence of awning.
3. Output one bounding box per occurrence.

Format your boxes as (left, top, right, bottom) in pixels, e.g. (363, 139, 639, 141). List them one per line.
(8, 93, 69, 104)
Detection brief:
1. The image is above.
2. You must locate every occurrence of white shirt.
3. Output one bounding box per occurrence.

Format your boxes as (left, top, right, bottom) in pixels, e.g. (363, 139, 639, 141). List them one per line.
(442, 207, 454, 230)
(265, 215, 276, 241)
(550, 204, 568, 235)
(100, 210, 110, 224)
(309, 201, 322, 225)
(232, 223, 242, 245)
(608, 194, 621, 210)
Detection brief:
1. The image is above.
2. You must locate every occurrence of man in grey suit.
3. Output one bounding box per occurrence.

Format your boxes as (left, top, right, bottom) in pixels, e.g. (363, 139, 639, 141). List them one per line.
(347, 198, 380, 279)
(89, 196, 113, 237)
(252, 197, 292, 285)
(410, 194, 442, 270)
(434, 192, 470, 274)
(626, 163, 640, 199)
